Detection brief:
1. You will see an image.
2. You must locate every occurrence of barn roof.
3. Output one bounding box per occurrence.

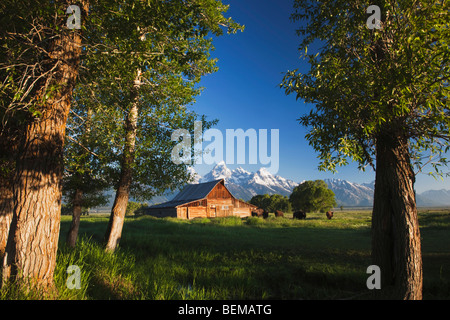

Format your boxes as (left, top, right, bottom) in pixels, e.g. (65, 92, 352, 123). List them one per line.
(148, 179, 229, 209)
(172, 179, 223, 203)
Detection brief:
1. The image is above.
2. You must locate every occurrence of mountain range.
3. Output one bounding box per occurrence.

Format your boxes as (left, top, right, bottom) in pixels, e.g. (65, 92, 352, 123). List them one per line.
(194, 161, 298, 201)
(190, 161, 373, 206)
(97, 162, 448, 209)
(179, 162, 450, 207)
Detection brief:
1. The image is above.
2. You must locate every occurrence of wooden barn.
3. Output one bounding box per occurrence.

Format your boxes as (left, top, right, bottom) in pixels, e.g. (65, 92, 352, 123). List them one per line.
(145, 179, 258, 219)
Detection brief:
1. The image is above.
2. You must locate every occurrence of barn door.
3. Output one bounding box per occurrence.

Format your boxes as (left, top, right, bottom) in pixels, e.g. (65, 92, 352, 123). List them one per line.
(209, 205, 216, 218)
(216, 205, 231, 217)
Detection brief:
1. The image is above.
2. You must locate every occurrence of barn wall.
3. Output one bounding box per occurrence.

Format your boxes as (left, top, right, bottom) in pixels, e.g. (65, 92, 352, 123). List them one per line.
(207, 199, 233, 217)
(178, 207, 187, 219)
(147, 181, 258, 220)
(147, 200, 256, 220)
(234, 199, 257, 217)
(207, 206, 215, 218)
(233, 207, 252, 217)
(207, 202, 254, 218)
(186, 207, 207, 219)
(207, 182, 233, 199)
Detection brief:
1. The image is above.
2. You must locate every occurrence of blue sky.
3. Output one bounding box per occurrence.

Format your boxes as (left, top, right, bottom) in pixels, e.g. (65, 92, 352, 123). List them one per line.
(190, 0, 449, 193)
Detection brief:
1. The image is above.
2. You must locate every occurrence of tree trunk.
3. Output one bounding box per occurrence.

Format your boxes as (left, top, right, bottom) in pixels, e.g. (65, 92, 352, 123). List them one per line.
(66, 188, 83, 248)
(2, 18, 85, 289)
(0, 132, 15, 260)
(372, 133, 423, 299)
(104, 70, 141, 252)
(0, 168, 14, 261)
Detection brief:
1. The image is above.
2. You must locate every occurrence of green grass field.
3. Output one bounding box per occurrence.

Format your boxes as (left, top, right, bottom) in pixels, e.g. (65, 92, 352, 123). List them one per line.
(2, 209, 450, 299)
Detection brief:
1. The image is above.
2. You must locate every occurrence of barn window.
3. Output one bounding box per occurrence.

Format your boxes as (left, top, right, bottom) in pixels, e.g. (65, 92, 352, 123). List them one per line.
(222, 205, 229, 210)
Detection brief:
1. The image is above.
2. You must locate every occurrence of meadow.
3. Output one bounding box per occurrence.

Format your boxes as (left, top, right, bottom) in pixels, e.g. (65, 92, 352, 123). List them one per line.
(2, 209, 450, 300)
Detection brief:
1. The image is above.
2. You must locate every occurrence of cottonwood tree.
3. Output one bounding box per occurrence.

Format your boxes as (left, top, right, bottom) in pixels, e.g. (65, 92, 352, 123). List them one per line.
(87, 0, 243, 252)
(289, 180, 336, 213)
(250, 194, 291, 213)
(282, 0, 449, 299)
(1, 0, 242, 288)
(0, 0, 88, 289)
(61, 0, 232, 251)
(100, 68, 209, 252)
(71, 67, 217, 251)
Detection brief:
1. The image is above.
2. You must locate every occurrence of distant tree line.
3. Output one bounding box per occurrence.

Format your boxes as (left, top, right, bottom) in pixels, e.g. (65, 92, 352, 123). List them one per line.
(249, 194, 292, 213)
(250, 180, 337, 214)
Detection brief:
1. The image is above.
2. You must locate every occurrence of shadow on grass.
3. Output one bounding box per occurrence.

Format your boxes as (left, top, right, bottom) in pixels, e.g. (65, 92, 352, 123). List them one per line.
(56, 214, 450, 300)
(57, 215, 372, 299)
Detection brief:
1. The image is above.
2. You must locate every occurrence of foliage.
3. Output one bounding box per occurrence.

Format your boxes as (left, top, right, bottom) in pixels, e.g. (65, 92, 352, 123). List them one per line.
(63, 103, 112, 210)
(125, 201, 148, 216)
(1, 0, 244, 207)
(65, 0, 243, 201)
(289, 180, 337, 213)
(281, 0, 450, 176)
(0, 0, 74, 121)
(249, 194, 292, 212)
(280, 1, 449, 298)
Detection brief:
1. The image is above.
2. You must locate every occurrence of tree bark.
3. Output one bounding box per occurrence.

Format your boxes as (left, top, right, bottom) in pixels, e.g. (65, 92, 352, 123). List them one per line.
(104, 70, 141, 252)
(372, 133, 423, 299)
(0, 124, 18, 261)
(2, 12, 85, 289)
(0, 129, 15, 260)
(66, 188, 83, 248)
(0, 163, 14, 261)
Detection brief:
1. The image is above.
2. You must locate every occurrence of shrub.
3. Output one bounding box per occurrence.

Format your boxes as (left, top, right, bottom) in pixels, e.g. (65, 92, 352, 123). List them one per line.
(211, 216, 243, 226)
(126, 201, 148, 216)
(245, 216, 265, 226)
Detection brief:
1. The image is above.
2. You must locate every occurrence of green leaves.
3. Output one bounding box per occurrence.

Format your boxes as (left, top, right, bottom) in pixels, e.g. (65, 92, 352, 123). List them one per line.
(282, 0, 450, 174)
(289, 180, 337, 213)
(62, 0, 243, 201)
(250, 194, 291, 213)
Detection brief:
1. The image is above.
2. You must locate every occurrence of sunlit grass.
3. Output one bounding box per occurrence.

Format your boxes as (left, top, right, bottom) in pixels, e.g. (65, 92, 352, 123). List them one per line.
(1, 209, 449, 299)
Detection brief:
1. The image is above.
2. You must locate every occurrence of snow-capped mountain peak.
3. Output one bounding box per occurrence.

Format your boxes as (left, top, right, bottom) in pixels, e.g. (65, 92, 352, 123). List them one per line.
(189, 164, 376, 205)
(201, 161, 233, 182)
(229, 167, 252, 184)
(323, 178, 374, 206)
(257, 167, 271, 176)
(161, 166, 450, 207)
(234, 166, 251, 175)
(197, 162, 299, 200)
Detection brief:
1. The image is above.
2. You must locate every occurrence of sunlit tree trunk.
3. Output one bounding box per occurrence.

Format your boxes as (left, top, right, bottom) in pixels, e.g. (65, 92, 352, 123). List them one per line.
(66, 188, 83, 248)
(0, 184, 13, 260)
(2, 9, 86, 289)
(0, 146, 14, 259)
(372, 133, 423, 299)
(0, 124, 19, 260)
(104, 70, 141, 252)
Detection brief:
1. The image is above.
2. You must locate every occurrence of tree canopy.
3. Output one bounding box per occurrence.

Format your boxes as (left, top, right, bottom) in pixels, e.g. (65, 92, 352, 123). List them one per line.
(0, 0, 244, 286)
(289, 180, 336, 213)
(282, 0, 449, 175)
(281, 0, 449, 299)
(71, 0, 241, 200)
(250, 194, 291, 213)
